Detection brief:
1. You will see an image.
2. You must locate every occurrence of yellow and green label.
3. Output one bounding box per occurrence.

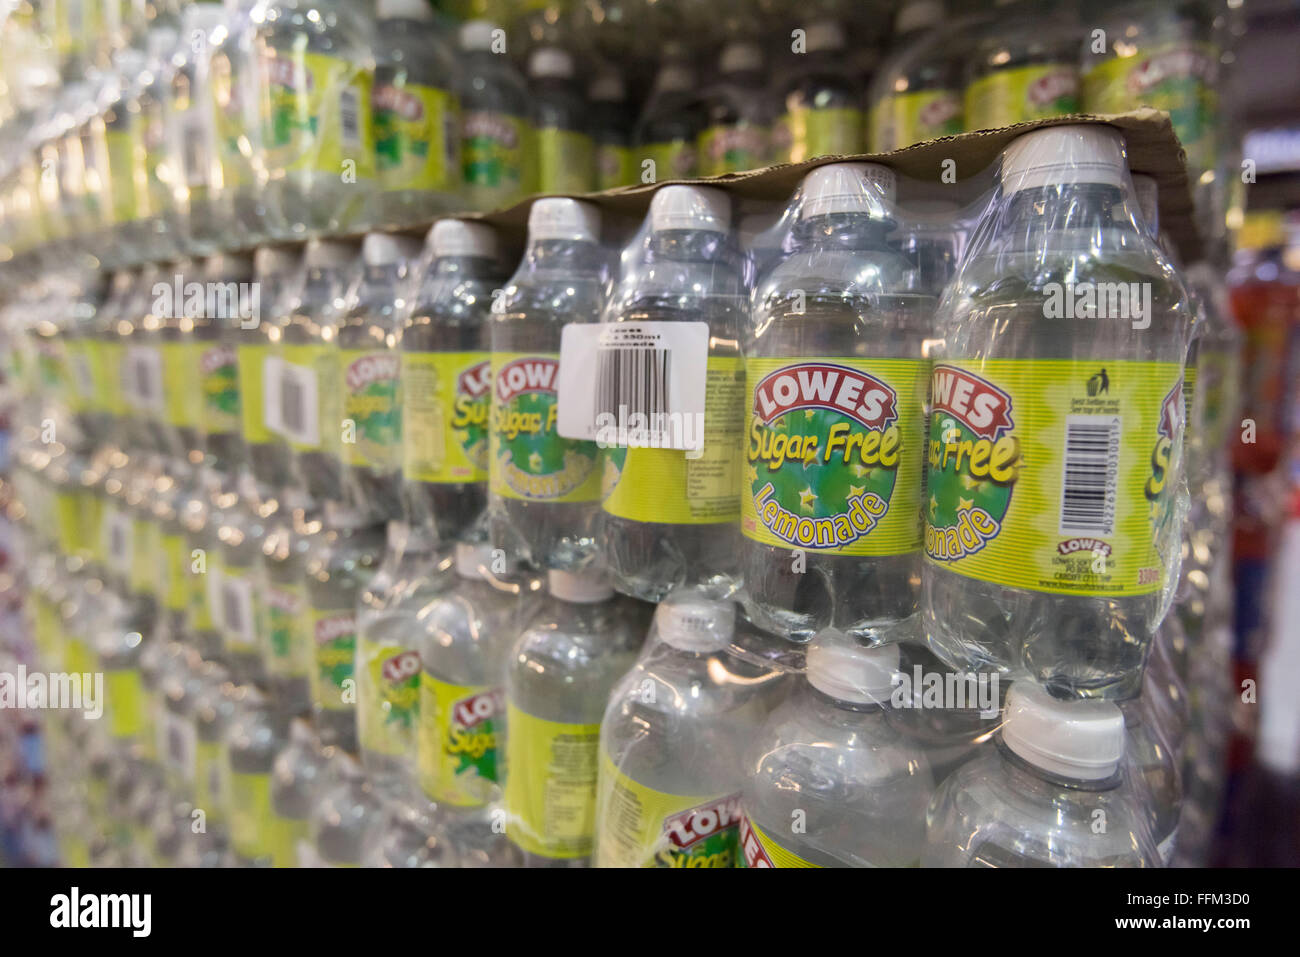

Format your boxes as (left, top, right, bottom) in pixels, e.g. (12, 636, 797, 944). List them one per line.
(923, 359, 1184, 597)
(1083, 42, 1217, 175)
(489, 352, 600, 503)
(417, 676, 504, 808)
(54, 492, 88, 559)
(503, 704, 600, 860)
(104, 669, 145, 741)
(210, 51, 253, 190)
(230, 771, 297, 866)
(640, 140, 696, 182)
(311, 609, 356, 713)
(374, 80, 459, 194)
(105, 126, 143, 225)
(161, 532, 189, 612)
(195, 739, 229, 825)
(601, 356, 745, 524)
(772, 107, 863, 164)
(869, 91, 963, 152)
(265, 581, 311, 679)
(162, 340, 203, 429)
(699, 123, 769, 176)
(401, 351, 491, 484)
(595, 756, 742, 868)
(279, 342, 337, 453)
(461, 110, 532, 194)
(188, 547, 217, 633)
(535, 127, 595, 194)
(97, 340, 127, 416)
(129, 517, 159, 596)
(238, 343, 273, 445)
(341, 348, 401, 469)
(357, 637, 420, 757)
(742, 358, 926, 555)
(596, 143, 636, 190)
(262, 50, 375, 179)
(199, 344, 241, 436)
(964, 63, 1080, 130)
(737, 813, 819, 868)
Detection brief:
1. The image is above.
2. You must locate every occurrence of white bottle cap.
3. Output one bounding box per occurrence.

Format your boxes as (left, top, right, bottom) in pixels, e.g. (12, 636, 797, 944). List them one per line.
(304, 238, 358, 269)
(896, 0, 944, 35)
(654, 597, 735, 653)
(589, 73, 625, 103)
(455, 542, 497, 580)
(459, 19, 499, 52)
(806, 632, 900, 705)
(1131, 173, 1159, 237)
(547, 569, 613, 603)
(362, 232, 424, 267)
(253, 245, 301, 277)
(427, 219, 497, 259)
(719, 42, 762, 75)
(805, 20, 846, 53)
(528, 47, 574, 80)
(799, 162, 897, 220)
(650, 185, 731, 233)
(527, 198, 601, 242)
(1001, 125, 1127, 194)
(1001, 682, 1126, 781)
(376, 0, 434, 20)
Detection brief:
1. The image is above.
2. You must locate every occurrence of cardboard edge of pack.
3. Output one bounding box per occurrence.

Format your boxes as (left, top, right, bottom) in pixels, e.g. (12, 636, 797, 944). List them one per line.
(339, 108, 1205, 267)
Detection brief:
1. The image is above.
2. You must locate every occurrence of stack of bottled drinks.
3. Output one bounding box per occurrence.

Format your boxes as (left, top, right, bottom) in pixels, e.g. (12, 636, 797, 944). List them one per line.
(0, 0, 1247, 869)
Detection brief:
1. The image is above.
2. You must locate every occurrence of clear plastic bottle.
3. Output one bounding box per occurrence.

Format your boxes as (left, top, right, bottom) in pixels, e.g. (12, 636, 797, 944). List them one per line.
(193, 252, 252, 477)
(634, 42, 702, 182)
(922, 125, 1194, 699)
(488, 198, 607, 571)
(269, 717, 330, 866)
(251, 0, 377, 237)
(240, 245, 303, 489)
(1121, 698, 1182, 865)
(278, 238, 359, 505)
(308, 748, 384, 866)
(503, 569, 643, 867)
(370, 0, 461, 227)
(770, 19, 862, 165)
(601, 185, 746, 602)
(208, 0, 269, 242)
(260, 491, 322, 714)
(741, 164, 930, 653)
(867, 1, 967, 152)
(923, 682, 1160, 867)
(699, 41, 771, 177)
(179, 469, 226, 662)
(594, 592, 775, 867)
(214, 480, 272, 685)
(225, 687, 293, 866)
(416, 540, 541, 864)
(400, 219, 504, 542)
(363, 796, 456, 867)
(158, 645, 205, 800)
(336, 232, 422, 523)
(740, 635, 934, 867)
(166, 0, 226, 256)
(305, 502, 385, 753)
(589, 71, 635, 191)
(527, 46, 595, 195)
(191, 661, 237, 843)
(457, 19, 534, 212)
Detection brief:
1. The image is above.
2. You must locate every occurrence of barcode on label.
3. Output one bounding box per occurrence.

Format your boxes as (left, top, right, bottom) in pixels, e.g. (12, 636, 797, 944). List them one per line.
(340, 88, 360, 145)
(1059, 414, 1121, 535)
(127, 346, 163, 411)
(269, 361, 319, 447)
(594, 347, 672, 433)
(222, 580, 252, 646)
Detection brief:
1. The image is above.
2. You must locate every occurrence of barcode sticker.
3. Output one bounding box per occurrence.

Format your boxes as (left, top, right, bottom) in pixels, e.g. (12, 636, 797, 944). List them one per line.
(1058, 414, 1121, 535)
(165, 711, 197, 782)
(221, 576, 256, 650)
(266, 359, 319, 447)
(105, 510, 133, 568)
(340, 87, 360, 146)
(125, 346, 164, 412)
(556, 321, 709, 451)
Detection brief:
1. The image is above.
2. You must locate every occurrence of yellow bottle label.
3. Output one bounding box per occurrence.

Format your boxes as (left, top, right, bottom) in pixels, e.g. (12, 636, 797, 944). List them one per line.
(262, 50, 375, 179)
(596, 143, 636, 191)
(162, 341, 204, 429)
(640, 140, 696, 182)
(357, 637, 420, 757)
(402, 351, 491, 484)
(238, 342, 273, 445)
(265, 581, 311, 679)
(698, 122, 770, 176)
(374, 80, 460, 194)
(311, 609, 356, 713)
(417, 676, 504, 808)
(737, 814, 820, 868)
(772, 107, 863, 164)
(868, 91, 963, 152)
(503, 704, 600, 860)
(104, 669, 145, 741)
(535, 127, 596, 194)
(161, 533, 189, 612)
(230, 771, 297, 866)
(964, 63, 1080, 130)
(340, 348, 401, 470)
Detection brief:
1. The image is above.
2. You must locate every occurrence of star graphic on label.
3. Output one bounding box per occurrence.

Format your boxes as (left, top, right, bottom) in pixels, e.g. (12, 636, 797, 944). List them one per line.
(1149, 500, 1164, 522)
(852, 463, 869, 478)
(804, 409, 817, 421)
(528, 451, 544, 472)
(848, 484, 865, 498)
(960, 473, 980, 490)
(958, 497, 974, 512)
(799, 486, 818, 511)
(929, 494, 938, 517)
(453, 430, 469, 445)
(746, 463, 758, 483)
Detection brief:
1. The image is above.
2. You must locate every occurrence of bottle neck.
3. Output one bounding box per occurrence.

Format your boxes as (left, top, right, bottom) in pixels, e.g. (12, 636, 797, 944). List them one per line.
(1002, 183, 1127, 234)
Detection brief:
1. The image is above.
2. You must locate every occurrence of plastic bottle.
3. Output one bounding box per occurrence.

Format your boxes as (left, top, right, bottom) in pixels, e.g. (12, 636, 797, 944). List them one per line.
(503, 569, 643, 867)
(179, 470, 226, 662)
(600, 185, 746, 602)
(741, 164, 930, 654)
(277, 238, 359, 505)
(634, 43, 702, 183)
(1121, 697, 1182, 865)
(191, 661, 237, 843)
(260, 492, 321, 715)
(336, 232, 423, 523)
(305, 502, 385, 753)
(167, 0, 226, 255)
(923, 682, 1160, 867)
(240, 244, 303, 489)
(457, 19, 534, 212)
(251, 0, 377, 237)
(963, 0, 1080, 131)
(363, 796, 455, 867)
(589, 71, 635, 191)
(400, 219, 504, 542)
(225, 687, 293, 866)
(308, 748, 384, 866)
(594, 592, 775, 867)
(193, 252, 252, 477)
(269, 717, 330, 866)
(867, 1, 966, 152)
(527, 46, 595, 195)
(739, 634, 934, 867)
(416, 540, 541, 864)
(371, 0, 461, 227)
(488, 198, 607, 571)
(208, 0, 269, 242)
(921, 125, 1194, 699)
(699, 41, 771, 177)
(770, 20, 862, 165)
(214, 480, 272, 685)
